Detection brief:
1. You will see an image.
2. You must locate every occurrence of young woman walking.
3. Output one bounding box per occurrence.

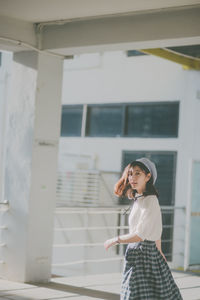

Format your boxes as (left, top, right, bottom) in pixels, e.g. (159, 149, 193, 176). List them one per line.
(104, 157, 183, 299)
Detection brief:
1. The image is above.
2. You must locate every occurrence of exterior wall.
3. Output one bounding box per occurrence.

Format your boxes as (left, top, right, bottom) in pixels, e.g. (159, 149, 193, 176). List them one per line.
(1, 51, 199, 278)
(59, 51, 200, 269)
(0, 52, 64, 282)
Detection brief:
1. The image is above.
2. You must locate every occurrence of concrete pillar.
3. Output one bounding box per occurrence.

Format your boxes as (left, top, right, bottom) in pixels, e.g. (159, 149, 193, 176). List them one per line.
(0, 52, 12, 203)
(0, 51, 63, 282)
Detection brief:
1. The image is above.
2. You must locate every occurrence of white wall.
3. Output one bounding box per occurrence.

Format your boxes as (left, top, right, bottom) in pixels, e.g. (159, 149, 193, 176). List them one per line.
(60, 51, 187, 173)
(62, 51, 186, 103)
(1, 50, 199, 276)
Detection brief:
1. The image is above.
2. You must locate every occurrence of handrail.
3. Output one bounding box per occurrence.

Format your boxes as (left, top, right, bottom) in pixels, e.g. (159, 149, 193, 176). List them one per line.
(52, 205, 186, 273)
(52, 253, 184, 267)
(0, 201, 9, 212)
(52, 256, 124, 267)
(0, 203, 8, 265)
(54, 224, 176, 231)
(0, 226, 7, 229)
(54, 226, 129, 231)
(55, 206, 186, 214)
(99, 172, 118, 203)
(53, 237, 183, 248)
(54, 243, 104, 247)
(55, 209, 125, 214)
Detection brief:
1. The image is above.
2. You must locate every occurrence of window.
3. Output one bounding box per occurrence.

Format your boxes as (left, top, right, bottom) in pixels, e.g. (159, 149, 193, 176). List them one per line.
(61, 101, 179, 138)
(121, 151, 177, 261)
(86, 105, 123, 137)
(161, 210, 174, 261)
(61, 105, 83, 137)
(126, 50, 147, 57)
(121, 151, 177, 206)
(167, 45, 200, 59)
(125, 102, 179, 138)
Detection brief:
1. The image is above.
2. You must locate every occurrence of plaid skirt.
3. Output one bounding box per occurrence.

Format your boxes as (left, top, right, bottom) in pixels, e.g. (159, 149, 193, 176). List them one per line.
(121, 240, 183, 300)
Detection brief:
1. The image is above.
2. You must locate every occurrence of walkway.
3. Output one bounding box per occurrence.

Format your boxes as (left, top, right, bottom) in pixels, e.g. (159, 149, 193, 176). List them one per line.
(0, 270, 199, 299)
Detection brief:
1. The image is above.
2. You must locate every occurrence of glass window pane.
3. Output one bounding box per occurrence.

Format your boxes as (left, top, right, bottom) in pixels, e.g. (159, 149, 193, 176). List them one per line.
(121, 151, 177, 261)
(86, 105, 123, 137)
(189, 161, 200, 265)
(167, 45, 200, 58)
(127, 50, 147, 57)
(61, 105, 83, 137)
(121, 151, 176, 206)
(162, 241, 173, 261)
(125, 102, 179, 137)
(162, 210, 174, 261)
(151, 153, 176, 206)
(123, 209, 174, 261)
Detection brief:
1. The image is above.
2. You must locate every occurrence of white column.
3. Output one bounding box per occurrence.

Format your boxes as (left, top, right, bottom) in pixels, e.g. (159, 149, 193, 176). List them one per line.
(1, 51, 63, 282)
(173, 70, 200, 269)
(0, 52, 12, 203)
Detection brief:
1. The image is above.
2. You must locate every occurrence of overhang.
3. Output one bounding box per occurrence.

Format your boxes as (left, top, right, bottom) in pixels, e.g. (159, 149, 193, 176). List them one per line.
(0, 1, 200, 69)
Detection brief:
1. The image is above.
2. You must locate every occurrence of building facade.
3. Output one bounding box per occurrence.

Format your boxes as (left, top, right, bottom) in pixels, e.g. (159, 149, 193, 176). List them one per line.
(58, 50, 200, 271)
(0, 50, 200, 278)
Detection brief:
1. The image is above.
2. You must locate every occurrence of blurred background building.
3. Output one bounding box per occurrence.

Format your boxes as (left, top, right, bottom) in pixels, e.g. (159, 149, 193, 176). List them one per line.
(0, 0, 200, 284)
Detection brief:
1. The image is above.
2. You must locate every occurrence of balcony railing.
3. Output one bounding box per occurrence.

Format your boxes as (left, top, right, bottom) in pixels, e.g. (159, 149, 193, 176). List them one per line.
(52, 206, 185, 276)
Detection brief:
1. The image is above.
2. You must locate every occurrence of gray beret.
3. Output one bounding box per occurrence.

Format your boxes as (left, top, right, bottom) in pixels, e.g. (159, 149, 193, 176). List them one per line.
(135, 157, 157, 184)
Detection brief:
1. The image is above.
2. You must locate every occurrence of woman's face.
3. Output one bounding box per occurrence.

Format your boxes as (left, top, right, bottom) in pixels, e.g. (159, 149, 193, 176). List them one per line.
(128, 165, 151, 194)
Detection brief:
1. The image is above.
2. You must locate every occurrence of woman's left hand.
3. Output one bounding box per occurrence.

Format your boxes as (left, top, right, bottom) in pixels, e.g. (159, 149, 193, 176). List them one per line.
(104, 237, 117, 250)
(160, 251, 167, 262)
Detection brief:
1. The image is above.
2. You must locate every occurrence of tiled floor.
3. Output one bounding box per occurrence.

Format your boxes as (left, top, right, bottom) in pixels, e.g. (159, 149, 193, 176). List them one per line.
(0, 270, 199, 300)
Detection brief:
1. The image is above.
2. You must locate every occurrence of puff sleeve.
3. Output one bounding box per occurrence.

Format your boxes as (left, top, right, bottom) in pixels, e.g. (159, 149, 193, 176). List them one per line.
(134, 196, 162, 241)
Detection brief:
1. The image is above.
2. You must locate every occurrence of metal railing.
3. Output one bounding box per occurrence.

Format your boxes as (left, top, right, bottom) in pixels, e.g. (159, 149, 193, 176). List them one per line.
(0, 201, 9, 265)
(56, 170, 120, 207)
(52, 206, 185, 271)
(56, 170, 100, 207)
(52, 207, 125, 269)
(54, 167, 186, 274)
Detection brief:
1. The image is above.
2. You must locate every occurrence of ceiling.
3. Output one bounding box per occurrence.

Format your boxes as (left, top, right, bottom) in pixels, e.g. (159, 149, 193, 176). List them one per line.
(0, 0, 200, 23)
(0, 0, 200, 60)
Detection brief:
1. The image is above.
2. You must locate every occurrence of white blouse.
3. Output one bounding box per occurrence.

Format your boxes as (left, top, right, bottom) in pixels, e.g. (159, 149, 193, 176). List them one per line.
(128, 194, 162, 241)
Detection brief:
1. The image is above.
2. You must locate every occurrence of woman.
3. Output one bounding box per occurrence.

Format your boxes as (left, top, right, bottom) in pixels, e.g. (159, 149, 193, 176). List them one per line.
(104, 157, 183, 299)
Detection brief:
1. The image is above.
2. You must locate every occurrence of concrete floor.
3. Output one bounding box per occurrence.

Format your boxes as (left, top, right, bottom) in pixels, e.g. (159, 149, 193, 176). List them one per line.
(0, 270, 199, 300)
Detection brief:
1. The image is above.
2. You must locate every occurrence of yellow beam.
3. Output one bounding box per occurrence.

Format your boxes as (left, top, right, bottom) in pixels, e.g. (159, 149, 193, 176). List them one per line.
(140, 48, 200, 70)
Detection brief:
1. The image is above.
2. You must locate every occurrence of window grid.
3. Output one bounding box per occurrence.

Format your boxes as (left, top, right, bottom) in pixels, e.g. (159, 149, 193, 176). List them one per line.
(61, 101, 179, 138)
(121, 150, 177, 262)
(61, 105, 83, 137)
(86, 103, 124, 137)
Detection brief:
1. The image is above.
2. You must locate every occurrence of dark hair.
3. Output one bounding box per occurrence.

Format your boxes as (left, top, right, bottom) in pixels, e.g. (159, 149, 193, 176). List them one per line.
(114, 161, 159, 199)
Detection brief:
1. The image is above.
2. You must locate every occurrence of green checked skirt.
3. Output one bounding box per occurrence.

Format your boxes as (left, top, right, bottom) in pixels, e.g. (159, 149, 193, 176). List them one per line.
(121, 240, 183, 300)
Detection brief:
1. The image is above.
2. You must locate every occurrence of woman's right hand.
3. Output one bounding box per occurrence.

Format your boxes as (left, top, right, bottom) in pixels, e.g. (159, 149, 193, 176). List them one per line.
(104, 237, 118, 251)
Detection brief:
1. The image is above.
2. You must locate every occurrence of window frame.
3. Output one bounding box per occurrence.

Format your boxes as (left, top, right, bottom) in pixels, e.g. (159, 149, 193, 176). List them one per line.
(124, 101, 180, 138)
(85, 103, 124, 137)
(121, 150, 177, 206)
(121, 150, 177, 261)
(61, 101, 180, 138)
(61, 104, 83, 137)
